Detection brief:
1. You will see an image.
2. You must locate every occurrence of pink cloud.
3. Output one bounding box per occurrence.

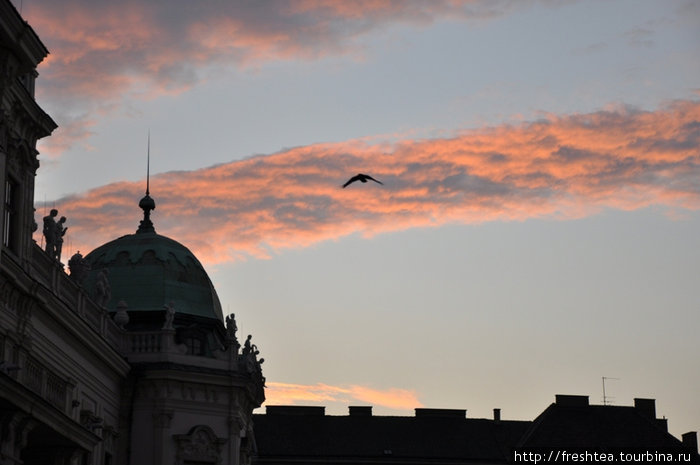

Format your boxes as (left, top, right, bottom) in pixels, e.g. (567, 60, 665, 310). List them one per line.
(23, 0, 521, 155)
(40, 100, 700, 266)
(264, 382, 422, 410)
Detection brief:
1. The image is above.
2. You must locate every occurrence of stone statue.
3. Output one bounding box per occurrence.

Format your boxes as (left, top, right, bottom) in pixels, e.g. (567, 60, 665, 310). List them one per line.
(54, 216, 68, 261)
(225, 313, 238, 340)
(114, 300, 129, 329)
(241, 334, 264, 374)
(162, 302, 175, 330)
(242, 335, 252, 356)
(68, 251, 90, 284)
(43, 209, 58, 255)
(94, 268, 111, 308)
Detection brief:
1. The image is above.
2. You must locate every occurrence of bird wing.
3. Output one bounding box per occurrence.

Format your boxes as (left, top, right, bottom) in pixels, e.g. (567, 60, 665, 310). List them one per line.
(365, 175, 383, 185)
(342, 174, 361, 188)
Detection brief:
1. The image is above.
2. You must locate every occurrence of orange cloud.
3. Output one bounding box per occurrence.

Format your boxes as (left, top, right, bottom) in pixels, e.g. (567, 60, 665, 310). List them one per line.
(264, 382, 422, 410)
(24, 0, 519, 154)
(40, 100, 700, 265)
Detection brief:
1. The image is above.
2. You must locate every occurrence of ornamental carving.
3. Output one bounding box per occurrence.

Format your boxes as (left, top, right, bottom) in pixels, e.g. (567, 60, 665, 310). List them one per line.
(174, 425, 227, 465)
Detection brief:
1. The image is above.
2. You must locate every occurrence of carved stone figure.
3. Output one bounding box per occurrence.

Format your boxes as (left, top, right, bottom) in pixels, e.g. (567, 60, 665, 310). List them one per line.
(94, 268, 111, 308)
(162, 302, 175, 330)
(241, 334, 264, 374)
(54, 216, 68, 261)
(42, 208, 58, 255)
(225, 313, 238, 340)
(242, 335, 252, 356)
(68, 251, 90, 284)
(114, 300, 129, 329)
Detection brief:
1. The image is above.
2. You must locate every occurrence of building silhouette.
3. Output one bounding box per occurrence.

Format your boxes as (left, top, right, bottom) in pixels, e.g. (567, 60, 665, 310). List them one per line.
(0, 1, 697, 464)
(253, 397, 698, 464)
(1, 3, 263, 464)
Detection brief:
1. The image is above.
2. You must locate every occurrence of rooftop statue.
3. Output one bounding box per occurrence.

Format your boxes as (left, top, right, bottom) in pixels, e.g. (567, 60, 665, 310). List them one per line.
(242, 334, 253, 357)
(162, 302, 175, 330)
(94, 268, 111, 308)
(68, 251, 90, 284)
(42, 209, 68, 261)
(241, 334, 264, 381)
(54, 216, 68, 261)
(225, 313, 239, 346)
(42, 208, 57, 255)
(114, 300, 129, 329)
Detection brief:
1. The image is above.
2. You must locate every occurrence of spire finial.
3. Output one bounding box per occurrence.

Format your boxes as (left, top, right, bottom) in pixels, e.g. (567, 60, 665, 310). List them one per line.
(137, 131, 156, 234)
(146, 130, 150, 195)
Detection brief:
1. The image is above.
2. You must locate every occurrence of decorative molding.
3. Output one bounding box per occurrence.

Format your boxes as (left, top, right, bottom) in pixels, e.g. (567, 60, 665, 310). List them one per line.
(174, 425, 227, 465)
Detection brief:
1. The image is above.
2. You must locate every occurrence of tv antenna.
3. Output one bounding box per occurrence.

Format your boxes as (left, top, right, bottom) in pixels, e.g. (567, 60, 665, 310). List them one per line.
(602, 376, 619, 406)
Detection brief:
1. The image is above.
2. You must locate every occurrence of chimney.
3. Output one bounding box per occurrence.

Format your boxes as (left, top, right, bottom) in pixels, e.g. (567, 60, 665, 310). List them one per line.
(349, 406, 372, 416)
(493, 408, 501, 422)
(682, 432, 698, 454)
(656, 418, 668, 432)
(633, 398, 656, 420)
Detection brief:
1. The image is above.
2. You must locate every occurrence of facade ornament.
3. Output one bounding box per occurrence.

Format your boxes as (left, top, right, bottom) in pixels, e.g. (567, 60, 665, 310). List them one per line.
(42, 209, 68, 261)
(114, 300, 129, 329)
(225, 313, 238, 347)
(242, 335, 252, 357)
(174, 425, 227, 465)
(54, 216, 67, 261)
(68, 251, 90, 284)
(94, 268, 111, 308)
(80, 410, 103, 432)
(162, 302, 176, 330)
(241, 334, 264, 381)
(42, 208, 57, 255)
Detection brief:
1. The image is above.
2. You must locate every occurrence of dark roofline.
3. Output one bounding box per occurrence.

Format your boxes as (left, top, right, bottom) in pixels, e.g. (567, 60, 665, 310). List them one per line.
(517, 395, 691, 449)
(1, 0, 50, 70)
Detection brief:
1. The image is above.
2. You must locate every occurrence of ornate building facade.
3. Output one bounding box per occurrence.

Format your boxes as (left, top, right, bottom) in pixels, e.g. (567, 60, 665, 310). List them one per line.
(0, 2, 264, 464)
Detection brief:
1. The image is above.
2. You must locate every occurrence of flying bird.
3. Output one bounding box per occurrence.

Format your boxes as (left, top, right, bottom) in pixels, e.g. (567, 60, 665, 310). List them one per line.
(342, 173, 384, 188)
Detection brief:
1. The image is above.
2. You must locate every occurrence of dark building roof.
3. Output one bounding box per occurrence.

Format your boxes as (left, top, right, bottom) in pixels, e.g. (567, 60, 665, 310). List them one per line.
(252, 398, 699, 465)
(253, 406, 530, 464)
(519, 395, 692, 449)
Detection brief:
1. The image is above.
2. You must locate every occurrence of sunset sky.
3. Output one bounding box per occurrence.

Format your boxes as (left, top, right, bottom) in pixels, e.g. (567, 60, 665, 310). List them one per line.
(17, 0, 699, 437)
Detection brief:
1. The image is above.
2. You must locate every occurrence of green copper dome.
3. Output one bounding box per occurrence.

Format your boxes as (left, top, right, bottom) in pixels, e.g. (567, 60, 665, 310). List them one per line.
(82, 192, 223, 321)
(83, 232, 223, 321)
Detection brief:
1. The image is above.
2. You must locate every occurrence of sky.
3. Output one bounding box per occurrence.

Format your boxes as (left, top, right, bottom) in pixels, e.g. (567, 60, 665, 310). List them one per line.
(15, 0, 699, 438)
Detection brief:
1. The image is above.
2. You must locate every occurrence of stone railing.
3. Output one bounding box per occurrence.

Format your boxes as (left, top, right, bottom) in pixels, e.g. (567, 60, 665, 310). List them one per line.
(30, 244, 123, 350)
(21, 356, 70, 414)
(128, 331, 163, 353)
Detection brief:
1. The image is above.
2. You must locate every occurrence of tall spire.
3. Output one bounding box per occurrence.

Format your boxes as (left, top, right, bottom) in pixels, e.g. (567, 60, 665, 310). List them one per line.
(137, 132, 156, 234)
(146, 130, 150, 195)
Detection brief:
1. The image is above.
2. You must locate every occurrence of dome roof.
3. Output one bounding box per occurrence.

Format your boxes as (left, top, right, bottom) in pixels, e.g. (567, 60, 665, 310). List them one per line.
(84, 232, 223, 321)
(82, 192, 223, 321)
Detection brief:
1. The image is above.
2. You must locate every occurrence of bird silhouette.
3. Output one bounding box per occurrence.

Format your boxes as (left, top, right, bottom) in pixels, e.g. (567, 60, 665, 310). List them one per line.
(342, 173, 383, 188)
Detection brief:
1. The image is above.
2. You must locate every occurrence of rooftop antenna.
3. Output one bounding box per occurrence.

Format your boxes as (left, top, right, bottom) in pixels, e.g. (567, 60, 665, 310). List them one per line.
(602, 376, 619, 406)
